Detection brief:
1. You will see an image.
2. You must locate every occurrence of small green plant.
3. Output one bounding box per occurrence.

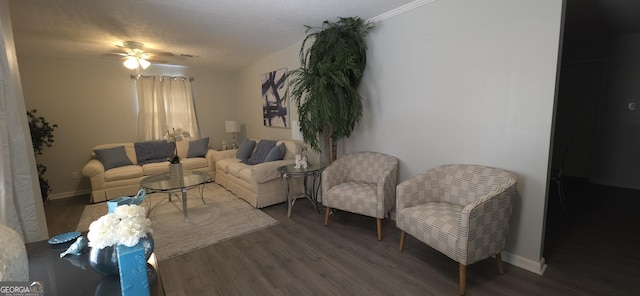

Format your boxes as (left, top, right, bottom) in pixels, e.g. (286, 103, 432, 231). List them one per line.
(27, 109, 58, 200)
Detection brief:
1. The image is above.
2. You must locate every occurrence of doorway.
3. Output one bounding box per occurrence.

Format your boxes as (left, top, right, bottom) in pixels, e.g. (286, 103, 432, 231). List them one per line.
(551, 61, 602, 180)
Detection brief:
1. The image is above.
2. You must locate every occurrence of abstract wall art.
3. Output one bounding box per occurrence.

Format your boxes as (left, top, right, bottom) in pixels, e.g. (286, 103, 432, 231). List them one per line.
(261, 68, 289, 128)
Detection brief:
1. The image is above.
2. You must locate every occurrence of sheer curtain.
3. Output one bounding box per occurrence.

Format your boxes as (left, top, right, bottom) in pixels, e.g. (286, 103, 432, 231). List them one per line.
(0, 3, 48, 243)
(135, 75, 199, 141)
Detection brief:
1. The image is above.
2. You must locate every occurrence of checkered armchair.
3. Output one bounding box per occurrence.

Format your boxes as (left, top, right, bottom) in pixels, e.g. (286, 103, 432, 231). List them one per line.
(396, 164, 517, 296)
(322, 152, 399, 241)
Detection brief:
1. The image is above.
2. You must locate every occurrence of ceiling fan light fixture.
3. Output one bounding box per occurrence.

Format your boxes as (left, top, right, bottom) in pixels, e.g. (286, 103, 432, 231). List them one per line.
(138, 58, 151, 69)
(123, 56, 139, 69)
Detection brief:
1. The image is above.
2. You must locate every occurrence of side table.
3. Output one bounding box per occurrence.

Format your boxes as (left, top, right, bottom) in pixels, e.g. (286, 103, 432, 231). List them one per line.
(278, 164, 324, 217)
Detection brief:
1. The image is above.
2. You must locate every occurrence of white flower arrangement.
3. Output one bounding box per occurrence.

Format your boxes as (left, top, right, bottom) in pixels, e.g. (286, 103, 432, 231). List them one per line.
(87, 204, 153, 249)
(165, 128, 191, 164)
(164, 128, 190, 142)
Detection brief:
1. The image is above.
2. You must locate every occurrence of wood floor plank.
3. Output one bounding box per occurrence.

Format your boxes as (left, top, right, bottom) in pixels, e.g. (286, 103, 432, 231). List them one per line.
(43, 180, 640, 295)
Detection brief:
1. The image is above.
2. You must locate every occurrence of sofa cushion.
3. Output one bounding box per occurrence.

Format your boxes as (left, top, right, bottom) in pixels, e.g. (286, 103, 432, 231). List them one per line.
(244, 140, 276, 165)
(104, 165, 143, 182)
(281, 140, 301, 160)
(141, 162, 170, 175)
(236, 139, 256, 160)
(265, 143, 285, 162)
(228, 162, 250, 178)
(237, 167, 254, 184)
(215, 158, 241, 173)
(134, 140, 174, 164)
(94, 146, 134, 170)
(180, 157, 209, 170)
(187, 137, 209, 158)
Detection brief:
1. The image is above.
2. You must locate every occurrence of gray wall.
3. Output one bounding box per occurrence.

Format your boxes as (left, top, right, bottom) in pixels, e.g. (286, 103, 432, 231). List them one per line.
(18, 56, 238, 198)
(237, 0, 563, 274)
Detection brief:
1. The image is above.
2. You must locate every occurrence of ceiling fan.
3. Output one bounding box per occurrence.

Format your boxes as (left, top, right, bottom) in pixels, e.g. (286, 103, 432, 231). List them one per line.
(110, 41, 174, 69)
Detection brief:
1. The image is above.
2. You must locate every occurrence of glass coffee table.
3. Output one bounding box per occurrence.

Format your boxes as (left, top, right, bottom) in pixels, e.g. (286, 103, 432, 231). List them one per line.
(140, 170, 211, 222)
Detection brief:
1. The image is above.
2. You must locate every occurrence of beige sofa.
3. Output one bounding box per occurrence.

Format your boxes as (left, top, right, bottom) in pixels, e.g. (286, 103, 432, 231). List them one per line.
(214, 139, 303, 208)
(82, 140, 216, 203)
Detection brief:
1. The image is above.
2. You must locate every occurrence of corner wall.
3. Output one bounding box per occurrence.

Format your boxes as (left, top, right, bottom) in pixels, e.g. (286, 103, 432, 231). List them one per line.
(238, 0, 564, 274)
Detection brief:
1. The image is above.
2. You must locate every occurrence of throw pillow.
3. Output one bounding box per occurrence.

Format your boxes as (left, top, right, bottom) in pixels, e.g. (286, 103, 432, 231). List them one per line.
(243, 140, 277, 165)
(236, 139, 256, 160)
(264, 143, 285, 162)
(94, 146, 133, 170)
(134, 140, 174, 164)
(187, 137, 209, 158)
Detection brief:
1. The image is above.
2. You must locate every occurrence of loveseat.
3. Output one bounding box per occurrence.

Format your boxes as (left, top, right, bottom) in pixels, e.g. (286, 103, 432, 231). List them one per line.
(82, 138, 215, 203)
(214, 139, 303, 208)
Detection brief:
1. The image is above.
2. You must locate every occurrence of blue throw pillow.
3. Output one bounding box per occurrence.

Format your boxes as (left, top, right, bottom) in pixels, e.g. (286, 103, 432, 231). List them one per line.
(236, 139, 256, 160)
(264, 143, 285, 162)
(94, 146, 133, 170)
(243, 140, 277, 165)
(187, 137, 209, 158)
(134, 140, 174, 164)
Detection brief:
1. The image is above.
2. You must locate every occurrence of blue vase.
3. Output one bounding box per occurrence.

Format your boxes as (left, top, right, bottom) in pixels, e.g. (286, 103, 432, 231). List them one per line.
(89, 234, 154, 276)
(117, 242, 150, 295)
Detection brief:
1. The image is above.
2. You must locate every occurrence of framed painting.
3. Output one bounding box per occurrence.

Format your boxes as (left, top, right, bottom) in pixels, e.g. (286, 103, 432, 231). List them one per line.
(261, 67, 289, 128)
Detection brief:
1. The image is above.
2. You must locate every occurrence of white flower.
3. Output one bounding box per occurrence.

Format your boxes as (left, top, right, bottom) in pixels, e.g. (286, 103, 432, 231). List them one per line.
(87, 204, 153, 249)
(165, 128, 190, 142)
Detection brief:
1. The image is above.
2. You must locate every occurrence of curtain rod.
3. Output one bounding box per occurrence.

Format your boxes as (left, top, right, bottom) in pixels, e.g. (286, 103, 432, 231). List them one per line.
(130, 75, 194, 81)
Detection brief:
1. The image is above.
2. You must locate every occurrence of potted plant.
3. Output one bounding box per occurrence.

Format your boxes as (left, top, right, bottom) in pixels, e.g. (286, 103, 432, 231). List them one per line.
(288, 17, 374, 167)
(27, 109, 58, 201)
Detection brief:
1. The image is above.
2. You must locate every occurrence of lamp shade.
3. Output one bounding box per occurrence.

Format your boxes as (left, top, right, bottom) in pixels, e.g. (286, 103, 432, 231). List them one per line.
(123, 56, 139, 69)
(225, 121, 241, 133)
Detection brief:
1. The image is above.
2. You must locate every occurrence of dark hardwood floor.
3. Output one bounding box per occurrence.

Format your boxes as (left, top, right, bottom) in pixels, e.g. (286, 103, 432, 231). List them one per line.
(44, 180, 640, 295)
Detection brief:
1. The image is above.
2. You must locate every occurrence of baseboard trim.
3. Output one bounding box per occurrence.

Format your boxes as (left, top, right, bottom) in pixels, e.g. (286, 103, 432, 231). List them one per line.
(47, 189, 91, 200)
(501, 252, 547, 275)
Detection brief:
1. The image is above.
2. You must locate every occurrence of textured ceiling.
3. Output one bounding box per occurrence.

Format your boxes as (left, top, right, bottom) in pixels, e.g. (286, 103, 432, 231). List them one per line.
(8, 0, 417, 70)
(10, 0, 640, 70)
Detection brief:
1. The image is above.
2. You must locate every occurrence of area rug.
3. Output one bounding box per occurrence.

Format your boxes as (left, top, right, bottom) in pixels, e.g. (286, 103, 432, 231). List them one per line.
(76, 183, 279, 261)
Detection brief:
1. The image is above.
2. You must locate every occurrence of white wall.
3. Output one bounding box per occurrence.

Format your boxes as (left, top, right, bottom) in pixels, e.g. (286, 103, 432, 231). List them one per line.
(239, 0, 563, 274)
(236, 43, 302, 141)
(18, 56, 238, 198)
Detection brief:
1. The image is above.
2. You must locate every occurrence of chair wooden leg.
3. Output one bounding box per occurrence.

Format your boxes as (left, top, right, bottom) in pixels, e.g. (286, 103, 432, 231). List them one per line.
(324, 207, 331, 226)
(376, 218, 382, 241)
(496, 253, 505, 275)
(399, 231, 406, 251)
(459, 263, 467, 296)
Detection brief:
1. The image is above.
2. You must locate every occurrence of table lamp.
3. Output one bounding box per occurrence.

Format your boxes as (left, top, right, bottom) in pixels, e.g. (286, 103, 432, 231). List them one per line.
(225, 120, 241, 149)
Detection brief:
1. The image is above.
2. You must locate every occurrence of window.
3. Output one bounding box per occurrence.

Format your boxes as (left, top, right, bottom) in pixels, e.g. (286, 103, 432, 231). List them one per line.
(134, 75, 199, 141)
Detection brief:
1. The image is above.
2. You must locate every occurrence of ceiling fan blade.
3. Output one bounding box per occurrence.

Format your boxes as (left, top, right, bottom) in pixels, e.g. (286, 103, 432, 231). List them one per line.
(146, 56, 168, 63)
(104, 52, 128, 58)
(145, 50, 175, 57)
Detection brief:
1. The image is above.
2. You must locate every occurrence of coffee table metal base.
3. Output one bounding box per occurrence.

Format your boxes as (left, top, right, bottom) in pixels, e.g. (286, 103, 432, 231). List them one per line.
(140, 171, 211, 222)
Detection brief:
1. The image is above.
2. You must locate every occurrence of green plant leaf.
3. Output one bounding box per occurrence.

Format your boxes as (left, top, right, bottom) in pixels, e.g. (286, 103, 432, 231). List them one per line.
(287, 17, 374, 153)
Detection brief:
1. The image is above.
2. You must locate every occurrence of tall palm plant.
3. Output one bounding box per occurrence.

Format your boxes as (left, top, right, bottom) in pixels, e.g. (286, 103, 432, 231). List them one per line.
(288, 17, 374, 167)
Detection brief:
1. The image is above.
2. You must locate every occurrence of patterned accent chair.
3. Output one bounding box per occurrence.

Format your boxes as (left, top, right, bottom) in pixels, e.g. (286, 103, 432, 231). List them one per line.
(396, 164, 517, 296)
(322, 152, 399, 241)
